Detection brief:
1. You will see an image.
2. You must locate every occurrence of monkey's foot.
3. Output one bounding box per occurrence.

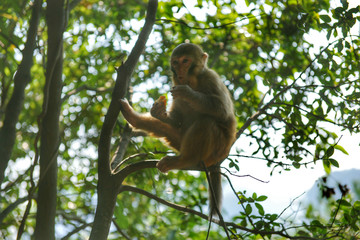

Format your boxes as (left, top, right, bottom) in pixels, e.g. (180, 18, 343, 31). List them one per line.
(119, 99, 138, 126)
(156, 156, 179, 173)
(119, 99, 132, 112)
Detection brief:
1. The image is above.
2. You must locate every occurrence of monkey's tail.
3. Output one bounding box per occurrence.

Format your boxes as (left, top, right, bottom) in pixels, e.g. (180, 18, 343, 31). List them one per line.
(208, 164, 222, 219)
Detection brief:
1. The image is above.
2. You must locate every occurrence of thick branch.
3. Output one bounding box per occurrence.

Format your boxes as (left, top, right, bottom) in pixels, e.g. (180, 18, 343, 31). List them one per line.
(114, 0, 158, 100)
(90, 1, 158, 239)
(97, 0, 158, 178)
(114, 160, 158, 183)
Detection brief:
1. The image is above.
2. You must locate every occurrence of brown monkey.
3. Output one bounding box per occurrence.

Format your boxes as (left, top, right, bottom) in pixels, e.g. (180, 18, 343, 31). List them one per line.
(120, 43, 237, 216)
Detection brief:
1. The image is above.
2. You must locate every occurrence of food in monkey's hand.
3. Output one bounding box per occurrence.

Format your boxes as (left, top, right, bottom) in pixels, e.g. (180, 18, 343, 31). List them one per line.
(157, 95, 166, 105)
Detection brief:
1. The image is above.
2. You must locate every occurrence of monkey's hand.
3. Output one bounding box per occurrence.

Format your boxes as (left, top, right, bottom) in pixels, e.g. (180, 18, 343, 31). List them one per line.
(171, 85, 195, 100)
(150, 96, 168, 122)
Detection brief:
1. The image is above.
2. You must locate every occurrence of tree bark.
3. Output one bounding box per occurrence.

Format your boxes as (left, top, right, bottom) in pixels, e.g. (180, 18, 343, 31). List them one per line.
(0, 0, 42, 185)
(89, 0, 158, 239)
(34, 0, 64, 239)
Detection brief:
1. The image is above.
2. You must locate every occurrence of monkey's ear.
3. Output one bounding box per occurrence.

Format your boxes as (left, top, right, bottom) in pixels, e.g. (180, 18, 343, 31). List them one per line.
(202, 53, 208, 64)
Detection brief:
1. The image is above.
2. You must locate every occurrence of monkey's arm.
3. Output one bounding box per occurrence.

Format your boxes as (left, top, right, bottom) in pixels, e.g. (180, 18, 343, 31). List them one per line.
(171, 85, 228, 119)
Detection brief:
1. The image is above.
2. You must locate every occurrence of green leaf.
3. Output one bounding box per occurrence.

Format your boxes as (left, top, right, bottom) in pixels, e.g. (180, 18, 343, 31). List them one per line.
(252, 192, 257, 200)
(229, 161, 240, 171)
(256, 195, 268, 202)
(314, 144, 321, 161)
(269, 214, 278, 221)
(255, 203, 265, 216)
(311, 220, 323, 227)
(333, 28, 338, 38)
(320, 14, 331, 23)
(341, 26, 348, 38)
(323, 159, 331, 174)
(353, 201, 360, 210)
(338, 198, 352, 207)
(255, 220, 264, 229)
(292, 161, 301, 169)
(319, 23, 331, 29)
(325, 146, 334, 158)
(326, 28, 332, 40)
(335, 7, 344, 15)
(341, 0, 349, 9)
(329, 158, 339, 168)
(241, 218, 247, 227)
(348, 7, 360, 14)
(344, 41, 351, 49)
(337, 40, 343, 52)
(245, 204, 252, 215)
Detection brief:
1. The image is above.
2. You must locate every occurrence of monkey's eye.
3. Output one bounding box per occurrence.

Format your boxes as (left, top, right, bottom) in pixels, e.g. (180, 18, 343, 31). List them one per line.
(172, 60, 179, 65)
(182, 59, 189, 64)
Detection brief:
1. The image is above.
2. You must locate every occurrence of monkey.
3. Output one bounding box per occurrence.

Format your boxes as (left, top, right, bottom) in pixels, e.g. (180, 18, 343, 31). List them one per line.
(120, 43, 237, 217)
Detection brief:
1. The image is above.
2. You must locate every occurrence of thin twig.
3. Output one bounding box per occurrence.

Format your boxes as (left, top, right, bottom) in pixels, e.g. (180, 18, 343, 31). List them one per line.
(236, 39, 342, 139)
(155, 13, 267, 30)
(222, 167, 269, 183)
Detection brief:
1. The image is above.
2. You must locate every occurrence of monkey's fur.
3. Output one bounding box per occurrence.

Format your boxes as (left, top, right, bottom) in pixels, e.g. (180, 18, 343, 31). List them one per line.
(120, 43, 236, 217)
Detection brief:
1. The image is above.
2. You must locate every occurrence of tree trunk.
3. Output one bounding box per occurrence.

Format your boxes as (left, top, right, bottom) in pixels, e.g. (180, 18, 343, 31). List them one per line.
(34, 0, 64, 239)
(89, 176, 119, 239)
(0, 0, 42, 185)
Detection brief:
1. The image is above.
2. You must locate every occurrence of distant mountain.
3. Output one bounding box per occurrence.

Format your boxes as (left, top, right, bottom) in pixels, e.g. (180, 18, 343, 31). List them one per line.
(302, 168, 360, 209)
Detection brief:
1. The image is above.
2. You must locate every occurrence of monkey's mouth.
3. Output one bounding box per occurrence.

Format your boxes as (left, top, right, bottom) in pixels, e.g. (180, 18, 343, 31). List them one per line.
(178, 75, 190, 81)
(178, 76, 186, 84)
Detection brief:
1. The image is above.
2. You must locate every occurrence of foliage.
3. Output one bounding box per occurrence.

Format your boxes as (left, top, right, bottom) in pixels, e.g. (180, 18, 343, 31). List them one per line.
(0, 0, 359, 239)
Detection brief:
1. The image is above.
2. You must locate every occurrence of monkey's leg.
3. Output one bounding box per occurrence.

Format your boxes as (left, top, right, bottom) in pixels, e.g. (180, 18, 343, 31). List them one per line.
(156, 118, 228, 217)
(157, 118, 221, 172)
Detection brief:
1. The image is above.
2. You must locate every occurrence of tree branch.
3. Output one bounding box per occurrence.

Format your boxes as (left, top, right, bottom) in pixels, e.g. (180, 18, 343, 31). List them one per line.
(119, 185, 205, 217)
(61, 85, 112, 103)
(90, 1, 158, 239)
(111, 124, 133, 172)
(120, 185, 318, 239)
(0, 196, 29, 223)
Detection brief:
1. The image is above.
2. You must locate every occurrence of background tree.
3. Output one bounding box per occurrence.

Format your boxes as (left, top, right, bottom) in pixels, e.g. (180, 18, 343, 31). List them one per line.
(0, 0, 359, 239)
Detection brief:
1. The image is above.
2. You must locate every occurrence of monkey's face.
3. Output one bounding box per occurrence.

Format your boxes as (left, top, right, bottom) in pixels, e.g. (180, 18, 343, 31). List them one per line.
(171, 55, 193, 85)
